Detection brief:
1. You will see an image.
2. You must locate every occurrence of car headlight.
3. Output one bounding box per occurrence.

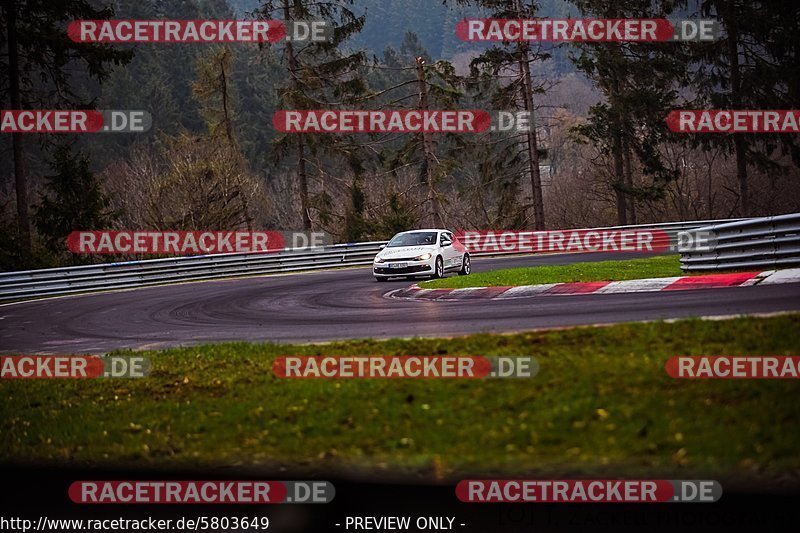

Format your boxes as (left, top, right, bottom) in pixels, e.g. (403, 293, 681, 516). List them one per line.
(414, 253, 432, 261)
(374, 257, 385, 263)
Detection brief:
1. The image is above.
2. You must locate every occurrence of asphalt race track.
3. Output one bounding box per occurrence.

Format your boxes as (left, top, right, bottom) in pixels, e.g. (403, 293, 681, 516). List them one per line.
(1, 252, 799, 354)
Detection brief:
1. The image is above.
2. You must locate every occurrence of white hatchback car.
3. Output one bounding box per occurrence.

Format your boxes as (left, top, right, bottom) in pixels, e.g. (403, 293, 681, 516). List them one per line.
(373, 229, 471, 281)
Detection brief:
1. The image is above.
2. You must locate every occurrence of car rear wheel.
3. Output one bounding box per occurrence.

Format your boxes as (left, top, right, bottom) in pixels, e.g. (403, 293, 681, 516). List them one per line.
(458, 254, 471, 276)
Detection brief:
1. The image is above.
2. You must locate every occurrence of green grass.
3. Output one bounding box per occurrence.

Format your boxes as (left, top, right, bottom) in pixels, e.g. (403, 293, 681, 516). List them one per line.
(2, 314, 799, 482)
(422, 254, 685, 289)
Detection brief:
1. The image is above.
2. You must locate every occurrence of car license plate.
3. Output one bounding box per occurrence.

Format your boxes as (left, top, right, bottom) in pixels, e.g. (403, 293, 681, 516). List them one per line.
(388, 263, 407, 269)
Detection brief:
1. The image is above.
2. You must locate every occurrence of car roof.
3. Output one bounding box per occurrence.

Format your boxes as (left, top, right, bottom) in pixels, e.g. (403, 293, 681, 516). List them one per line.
(397, 229, 449, 234)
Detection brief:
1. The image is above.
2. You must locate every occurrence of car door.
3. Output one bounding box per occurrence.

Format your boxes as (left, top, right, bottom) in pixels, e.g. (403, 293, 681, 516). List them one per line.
(446, 231, 464, 269)
(440, 232, 459, 270)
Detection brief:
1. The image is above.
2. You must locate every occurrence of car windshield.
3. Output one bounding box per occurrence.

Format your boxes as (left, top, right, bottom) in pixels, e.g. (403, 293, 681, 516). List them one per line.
(386, 232, 438, 247)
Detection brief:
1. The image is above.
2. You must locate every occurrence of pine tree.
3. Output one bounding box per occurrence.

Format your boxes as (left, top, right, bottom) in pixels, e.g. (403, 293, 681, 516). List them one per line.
(0, 0, 132, 258)
(570, 0, 685, 224)
(683, 0, 800, 216)
(258, 0, 369, 230)
(467, 0, 550, 229)
(33, 145, 115, 259)
(194, 46, 236, 143)
(192, 45, 261, 231)
(369, 32, 467, 228)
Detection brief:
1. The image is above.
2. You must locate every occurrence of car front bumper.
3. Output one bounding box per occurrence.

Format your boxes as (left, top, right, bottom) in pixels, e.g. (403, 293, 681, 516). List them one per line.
(373, 260, 434, 276)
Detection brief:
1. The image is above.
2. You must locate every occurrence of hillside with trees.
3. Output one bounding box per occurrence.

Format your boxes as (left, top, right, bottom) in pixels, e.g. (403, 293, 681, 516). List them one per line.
(1, 0, 798, 269)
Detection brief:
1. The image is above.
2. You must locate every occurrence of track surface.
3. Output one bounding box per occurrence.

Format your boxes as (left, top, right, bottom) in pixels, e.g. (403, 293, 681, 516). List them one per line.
(1, 252, 799, 354)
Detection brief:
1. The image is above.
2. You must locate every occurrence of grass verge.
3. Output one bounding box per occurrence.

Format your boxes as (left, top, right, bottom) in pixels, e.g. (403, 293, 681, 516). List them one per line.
(421, 254, 685, 289)
(1, 314, 799, 481)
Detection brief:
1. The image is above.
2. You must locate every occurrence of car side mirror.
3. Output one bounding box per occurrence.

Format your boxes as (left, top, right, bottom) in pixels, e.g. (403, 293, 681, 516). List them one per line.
(379, 244, 386, 250)
(442, 240, 452, 247)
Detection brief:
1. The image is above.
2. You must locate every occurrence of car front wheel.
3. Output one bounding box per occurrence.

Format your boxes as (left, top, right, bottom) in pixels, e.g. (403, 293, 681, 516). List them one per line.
(458, 254, 471, 276)
(432, 256, 444, 279)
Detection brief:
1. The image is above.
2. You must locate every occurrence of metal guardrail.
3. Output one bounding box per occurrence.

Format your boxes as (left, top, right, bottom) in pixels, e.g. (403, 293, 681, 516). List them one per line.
(0, 218, 744, 302)
(680, 213, 800, 272)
